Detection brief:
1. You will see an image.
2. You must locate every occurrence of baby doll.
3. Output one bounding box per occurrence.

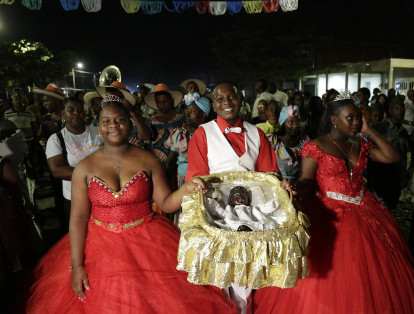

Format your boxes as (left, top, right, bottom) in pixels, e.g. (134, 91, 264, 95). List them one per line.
(229, 186, 253, 232)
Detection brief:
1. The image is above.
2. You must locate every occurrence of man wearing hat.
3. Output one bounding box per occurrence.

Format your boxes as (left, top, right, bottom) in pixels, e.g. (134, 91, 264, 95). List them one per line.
(144, 83, 185, 165)
(96, 81, 151, 141)
(34, 83, 67, 233)
(83, 91, 103, 126)
(34, 83, 66, 147)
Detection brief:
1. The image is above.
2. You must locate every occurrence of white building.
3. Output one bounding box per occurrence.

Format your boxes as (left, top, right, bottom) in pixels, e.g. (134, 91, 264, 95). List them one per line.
(300, 58, 414, 97)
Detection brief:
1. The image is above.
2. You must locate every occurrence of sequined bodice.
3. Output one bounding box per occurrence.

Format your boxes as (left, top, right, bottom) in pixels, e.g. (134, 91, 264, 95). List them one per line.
(301, 138, 372, 198)
(88, 172, 152, 224)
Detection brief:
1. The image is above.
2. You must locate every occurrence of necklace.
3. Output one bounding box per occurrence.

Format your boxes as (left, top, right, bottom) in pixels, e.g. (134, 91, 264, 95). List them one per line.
(102, 145, 131, 177)
(327, 134, 354, 183)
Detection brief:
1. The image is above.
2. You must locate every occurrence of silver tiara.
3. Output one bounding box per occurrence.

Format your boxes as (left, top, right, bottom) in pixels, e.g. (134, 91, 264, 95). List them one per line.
(101, 94, 122, 104)
(333, 90, 352, 101)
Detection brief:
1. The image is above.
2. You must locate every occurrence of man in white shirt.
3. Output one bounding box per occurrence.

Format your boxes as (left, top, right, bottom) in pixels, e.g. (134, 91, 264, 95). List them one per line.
(268, 82, 289, 107)
(251, 79, 274, 119)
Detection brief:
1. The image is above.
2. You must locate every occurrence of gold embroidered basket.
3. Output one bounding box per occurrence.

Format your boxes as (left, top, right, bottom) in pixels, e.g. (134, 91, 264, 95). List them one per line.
(177, 171, 310, 289)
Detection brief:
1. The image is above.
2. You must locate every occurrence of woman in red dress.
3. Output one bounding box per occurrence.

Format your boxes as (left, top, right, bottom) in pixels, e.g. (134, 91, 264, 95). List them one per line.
(253, 95, 414, 313)
(21, 96, 237, 314)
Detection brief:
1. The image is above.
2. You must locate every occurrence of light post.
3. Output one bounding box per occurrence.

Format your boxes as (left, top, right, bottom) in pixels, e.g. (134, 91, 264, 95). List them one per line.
(72, 62, 83, 89)
(71, 62, 95, 90)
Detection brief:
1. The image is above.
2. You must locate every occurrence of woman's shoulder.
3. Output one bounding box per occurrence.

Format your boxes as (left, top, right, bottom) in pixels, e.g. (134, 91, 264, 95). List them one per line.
(300, 138, 325, 161)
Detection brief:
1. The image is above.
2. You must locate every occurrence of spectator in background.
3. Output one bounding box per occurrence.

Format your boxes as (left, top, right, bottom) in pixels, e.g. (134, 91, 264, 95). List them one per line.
(372, 98, 410, 208)
(26, 92, 45, 123)
(268, 105, 309, 180)
(4, 92, 38, 143)
(326, 88, 339, 104)
(46, 97, 102, 230)
(357, 87, 371, 121)
(370, 88, 381, 104)
(291, 91, 311, 137)
(251, 79, 274, 119)
(144, 84, 185, 165)
(375, 93, 390, 118)
(74, 91, 87, 116)
(283, 89, 293, 102)
(368, 104, 386, 131)
(34, 83, 66, 148)
(402, 90, 414, 168)
(251, 99, 268, 124)
(388, 88, 397, 102)
(137, 85, 156, 119)
(84, 91, 103, 126)
(308, 96, 324, 139)
(268, 82, 288, 107)
(256, 100, 280, 135)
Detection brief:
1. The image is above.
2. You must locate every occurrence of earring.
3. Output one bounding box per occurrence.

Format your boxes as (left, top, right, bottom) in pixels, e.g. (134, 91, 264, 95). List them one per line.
(98, 133, 102, 138)
(334, 124, 337, 128)
(62, 119, 65, 123)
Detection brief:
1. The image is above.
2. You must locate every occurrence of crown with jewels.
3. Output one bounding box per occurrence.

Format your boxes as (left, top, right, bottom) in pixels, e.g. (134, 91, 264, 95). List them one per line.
(101, 94, 123, 105)
(333, 90, 352, 102)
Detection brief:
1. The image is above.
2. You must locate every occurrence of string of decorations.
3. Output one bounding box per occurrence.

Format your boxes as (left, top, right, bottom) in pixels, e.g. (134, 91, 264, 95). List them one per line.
(13, 0, 298, 13)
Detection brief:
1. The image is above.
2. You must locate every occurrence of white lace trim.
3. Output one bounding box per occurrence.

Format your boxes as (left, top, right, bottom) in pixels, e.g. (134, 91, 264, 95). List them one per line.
(326, 190, 364, 205)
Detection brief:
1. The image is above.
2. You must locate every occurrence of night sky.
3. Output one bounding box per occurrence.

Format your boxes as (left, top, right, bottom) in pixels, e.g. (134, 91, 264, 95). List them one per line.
(1, 0, 413, 92)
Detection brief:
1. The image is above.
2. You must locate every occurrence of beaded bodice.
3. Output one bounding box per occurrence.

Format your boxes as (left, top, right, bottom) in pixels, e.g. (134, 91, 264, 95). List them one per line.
(88, 172, 152, 226)
(301, 138, 373, 198)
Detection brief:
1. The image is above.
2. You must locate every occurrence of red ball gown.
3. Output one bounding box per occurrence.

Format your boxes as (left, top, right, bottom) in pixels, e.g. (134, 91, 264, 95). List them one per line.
(22, 172, 237, 313)
(253, 139, 414, 314)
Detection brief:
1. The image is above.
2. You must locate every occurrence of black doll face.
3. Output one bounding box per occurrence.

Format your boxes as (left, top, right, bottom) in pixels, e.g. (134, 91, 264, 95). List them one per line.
(229, 186, 249, 206)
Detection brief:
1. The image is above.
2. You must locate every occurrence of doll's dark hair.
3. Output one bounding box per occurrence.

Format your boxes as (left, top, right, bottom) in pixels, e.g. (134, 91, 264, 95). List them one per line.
(228, 186, 250, 206)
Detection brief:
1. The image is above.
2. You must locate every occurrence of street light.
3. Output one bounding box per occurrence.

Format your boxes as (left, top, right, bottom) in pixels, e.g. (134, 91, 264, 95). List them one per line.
(70, 62, 97, 90)
(72, 62, 84, 89)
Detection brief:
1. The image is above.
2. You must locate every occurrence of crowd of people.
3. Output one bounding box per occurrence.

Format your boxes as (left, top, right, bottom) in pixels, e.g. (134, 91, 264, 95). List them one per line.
(0, 77, 414, 313)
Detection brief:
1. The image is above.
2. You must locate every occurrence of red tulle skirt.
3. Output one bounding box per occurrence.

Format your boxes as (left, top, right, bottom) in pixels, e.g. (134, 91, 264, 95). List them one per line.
(22, 215, 237, 314)
(253, 191, 414, 314)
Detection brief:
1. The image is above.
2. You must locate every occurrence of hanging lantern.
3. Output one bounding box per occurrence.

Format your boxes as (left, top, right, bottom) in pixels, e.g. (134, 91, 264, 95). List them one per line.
(21, 0, 42, 10)
(279, 0, 298, 12)
(194, 0, 209, 14)
(210, 1, 227, 15)
(263, 0, 280, 13)
(227, 0, 242, 15)
(81, 0, 101, 12)
(121, 0, 141, 13)
(141, 0, 162, 14)
(60, 0, 80, 11)
(0, 0, 15, 5)
(243, 0, 262, 14)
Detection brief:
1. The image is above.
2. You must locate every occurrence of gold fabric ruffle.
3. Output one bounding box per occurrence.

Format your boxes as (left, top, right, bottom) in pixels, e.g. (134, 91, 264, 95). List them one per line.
(177, 171, 310, 289)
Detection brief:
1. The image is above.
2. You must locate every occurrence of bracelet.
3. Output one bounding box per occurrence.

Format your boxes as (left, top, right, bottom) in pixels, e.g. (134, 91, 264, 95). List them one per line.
(69, 264, 84, 271)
